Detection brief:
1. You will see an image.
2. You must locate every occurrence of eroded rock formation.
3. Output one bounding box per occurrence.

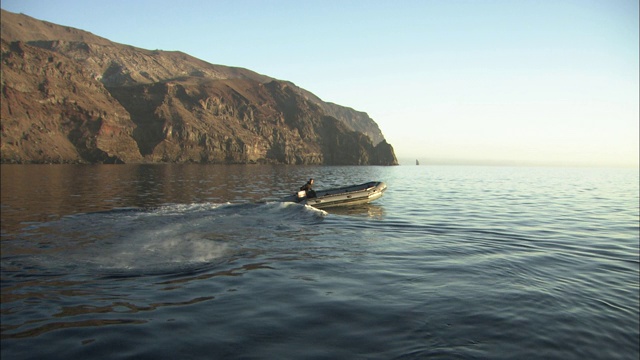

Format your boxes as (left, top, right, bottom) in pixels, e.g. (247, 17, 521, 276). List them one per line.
(1, 10, 397, 165)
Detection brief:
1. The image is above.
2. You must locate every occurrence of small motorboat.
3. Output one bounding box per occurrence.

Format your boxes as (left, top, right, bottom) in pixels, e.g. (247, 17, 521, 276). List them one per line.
(283, 181, 387, 209)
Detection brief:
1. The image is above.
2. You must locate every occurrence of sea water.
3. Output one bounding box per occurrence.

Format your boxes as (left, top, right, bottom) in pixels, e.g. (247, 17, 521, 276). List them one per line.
(1, 164, 638, 359)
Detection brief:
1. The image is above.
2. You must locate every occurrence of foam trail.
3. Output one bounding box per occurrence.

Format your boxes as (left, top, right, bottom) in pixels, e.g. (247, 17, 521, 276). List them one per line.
(12, 202, 325, 275)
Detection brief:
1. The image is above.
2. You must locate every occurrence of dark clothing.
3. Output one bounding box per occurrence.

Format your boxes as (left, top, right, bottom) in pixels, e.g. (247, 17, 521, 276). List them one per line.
(300, 181, 316, 198)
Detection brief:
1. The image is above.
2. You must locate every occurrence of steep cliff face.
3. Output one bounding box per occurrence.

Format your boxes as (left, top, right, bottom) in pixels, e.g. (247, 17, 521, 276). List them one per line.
(1, 10, 397, 165)
(1, 39, 142, 163)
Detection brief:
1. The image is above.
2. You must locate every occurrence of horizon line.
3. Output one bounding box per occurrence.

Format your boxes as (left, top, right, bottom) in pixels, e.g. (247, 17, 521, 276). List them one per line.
(399, 158, 640, 169)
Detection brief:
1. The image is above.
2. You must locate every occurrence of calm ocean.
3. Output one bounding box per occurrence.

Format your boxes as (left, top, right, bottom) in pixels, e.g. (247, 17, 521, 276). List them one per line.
(1, 164, 638, 359)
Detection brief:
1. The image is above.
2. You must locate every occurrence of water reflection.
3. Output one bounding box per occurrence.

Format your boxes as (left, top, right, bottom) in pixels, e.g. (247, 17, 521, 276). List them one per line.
(53, 296, 215, 318)
(1, 164, 388, 234)
(325, 204, 385, 219)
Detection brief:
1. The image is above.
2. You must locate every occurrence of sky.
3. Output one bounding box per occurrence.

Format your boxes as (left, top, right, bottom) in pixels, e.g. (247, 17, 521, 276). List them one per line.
(2, 0, 639, 167)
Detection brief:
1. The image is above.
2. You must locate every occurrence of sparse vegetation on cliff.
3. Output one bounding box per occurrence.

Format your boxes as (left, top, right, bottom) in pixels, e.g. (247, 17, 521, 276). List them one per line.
(1, 10, 397, 165)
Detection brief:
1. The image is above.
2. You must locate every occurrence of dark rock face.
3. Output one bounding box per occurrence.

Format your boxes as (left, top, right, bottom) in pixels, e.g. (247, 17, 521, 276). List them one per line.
(1, 10, 398, 165)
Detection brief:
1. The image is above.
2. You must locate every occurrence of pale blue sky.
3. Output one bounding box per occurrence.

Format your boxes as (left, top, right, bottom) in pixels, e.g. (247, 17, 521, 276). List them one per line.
(2, 0, 638, 166)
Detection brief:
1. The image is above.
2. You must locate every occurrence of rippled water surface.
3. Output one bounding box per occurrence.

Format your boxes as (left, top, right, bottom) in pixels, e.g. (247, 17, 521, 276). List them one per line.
(1, 164, 638, 359)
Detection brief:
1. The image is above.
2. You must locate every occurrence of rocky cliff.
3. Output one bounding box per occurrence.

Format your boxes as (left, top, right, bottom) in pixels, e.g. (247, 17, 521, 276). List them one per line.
(0, 10, 397, 165)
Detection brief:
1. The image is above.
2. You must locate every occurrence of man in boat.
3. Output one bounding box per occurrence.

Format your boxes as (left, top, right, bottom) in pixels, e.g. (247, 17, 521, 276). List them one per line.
(300, 178, 317, 198)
